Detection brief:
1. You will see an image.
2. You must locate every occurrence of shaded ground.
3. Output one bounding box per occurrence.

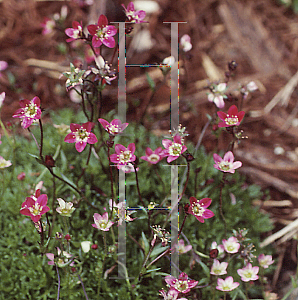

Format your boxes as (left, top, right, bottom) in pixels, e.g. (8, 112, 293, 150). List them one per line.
(1, 0, 298, 297)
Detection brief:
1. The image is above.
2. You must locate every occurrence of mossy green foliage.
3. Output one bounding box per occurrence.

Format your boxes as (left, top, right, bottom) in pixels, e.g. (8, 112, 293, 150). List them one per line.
(0, 109, 273, 299)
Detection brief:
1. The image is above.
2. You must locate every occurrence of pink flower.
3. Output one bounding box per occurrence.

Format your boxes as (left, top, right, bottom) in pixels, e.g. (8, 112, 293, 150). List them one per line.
(208, 83, 227, 108)
(180, 34, 192, 52)
(210, 241, 225, 258)
(159, 288, 188, 300)
(210, 259, 228, 276)
(109, 143, 136, 169)
(173, 239, 192, 254)
(64, 122, 98, 152)
(222, 237, 240, 254)
(92, 212, 114, 231)
(20, 190, 50, 222)
(165, 272, 198, 294)
(140, 147, 165, 164)
(0, 61, 8, 71)
(41, 17, 55, 35)
(12, 96, 42, 129)
(46, 248, 74, 267)
(213, 151, 242, 173)
(65, 21, 83, 42)
(98, 118, 128, 135)
(121, 2, 146, 23)
(217, 105, 245, 128)
(216, 276, 239, 292)
(162, 134, 187, 163)
(87, 15, 117, 48)
(237, 263, 259, 282)
(258, 254, 274, 269)
(188, 197, 214, 223)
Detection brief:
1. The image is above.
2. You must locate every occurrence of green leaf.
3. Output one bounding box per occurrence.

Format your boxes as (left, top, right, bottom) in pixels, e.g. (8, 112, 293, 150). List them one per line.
(141, 232, 150, 253)
(146, 72, 156, 91)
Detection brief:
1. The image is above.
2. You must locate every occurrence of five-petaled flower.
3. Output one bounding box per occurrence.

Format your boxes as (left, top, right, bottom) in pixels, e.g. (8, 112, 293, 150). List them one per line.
(162, 134, 187, 163)
(222, 236, 240, 254)
(121, 2, 146, 23)
(216, 276, 239, 292)
(0, 156, 12, 168)
(65, 21, 83, 42)
(173, 239, 192, 254)
(159, 288, 188, 300)
(12, 96, 42, 129)
(213, 151, 242, 173)
(56, 198, 76, 217)
(258, 254, 274, 269)
(210, 259, 228, 276)
(20, 189, 50, 222)
(217, 105, 245, 128)
(92, 212, 114, 231)
(208, 83, 227, 108)
(188, 197, 214, 223)
(237, 263, 259, 282)
(64, 122, 98, 152)
(87, 15, 117, 48)
(109, 143, 136, 169)
(98, 118, 128, 135)
(140, 147, 165, 164)
(165, 272, 198, 294)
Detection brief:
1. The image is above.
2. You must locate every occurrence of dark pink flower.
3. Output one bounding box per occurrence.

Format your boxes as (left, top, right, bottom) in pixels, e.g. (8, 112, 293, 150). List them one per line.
(87, 15, 117, 48)
(217, 105, 245, 128)
(41, 17, 55, 35)
(12, 96, 42, 129)
(140, 147, 165, 164)
(121, 2, 146, 23)
(110, 143, 136, 169)
(165, 272, 198, 294)
(20, 190, 50, 222)
(64, 122, 98, 152)
(213, 151, 242, 173)
(98, 118, 128, 135)
(188, 197, 214, 223)
(162, 134, 187, 163)
(65, 21, 83, 42)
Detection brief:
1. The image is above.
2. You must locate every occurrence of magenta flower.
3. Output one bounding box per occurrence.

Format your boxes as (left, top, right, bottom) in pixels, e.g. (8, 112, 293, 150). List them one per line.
(258, 254, 274, 269)
(188, 197, 214, 223)
(121, 2, 146, 23)
(165, 272, 198, 294)
(140, 147, 165, 164)
(217, 105, 245, 128)
(64, 122, 98, 152)
(87, 15, 117, 48)
(0, 61, 8, 71)
(237, 263, 259, 282)
(213, 151, 242, 173)
(216, 276, 239, 292)
(12, 96, 42, 129)
(20, 190, 50, 222)
(92, 212, 114, 231)
(110, 143, 136, 169)
(98, 118, 128, 135)
(222, 237, 240, 254)
(162, 134, 187, 163)
(65, 21, 83, 42)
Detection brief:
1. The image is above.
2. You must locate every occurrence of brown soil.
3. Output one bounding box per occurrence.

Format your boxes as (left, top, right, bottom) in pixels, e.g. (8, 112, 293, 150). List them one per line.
(1, 0, 298, 297)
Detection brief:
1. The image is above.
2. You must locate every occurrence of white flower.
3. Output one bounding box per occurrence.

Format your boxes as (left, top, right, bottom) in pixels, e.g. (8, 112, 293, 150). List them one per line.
(56, 198, 76, 217)
(81, 241, 92, 253)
